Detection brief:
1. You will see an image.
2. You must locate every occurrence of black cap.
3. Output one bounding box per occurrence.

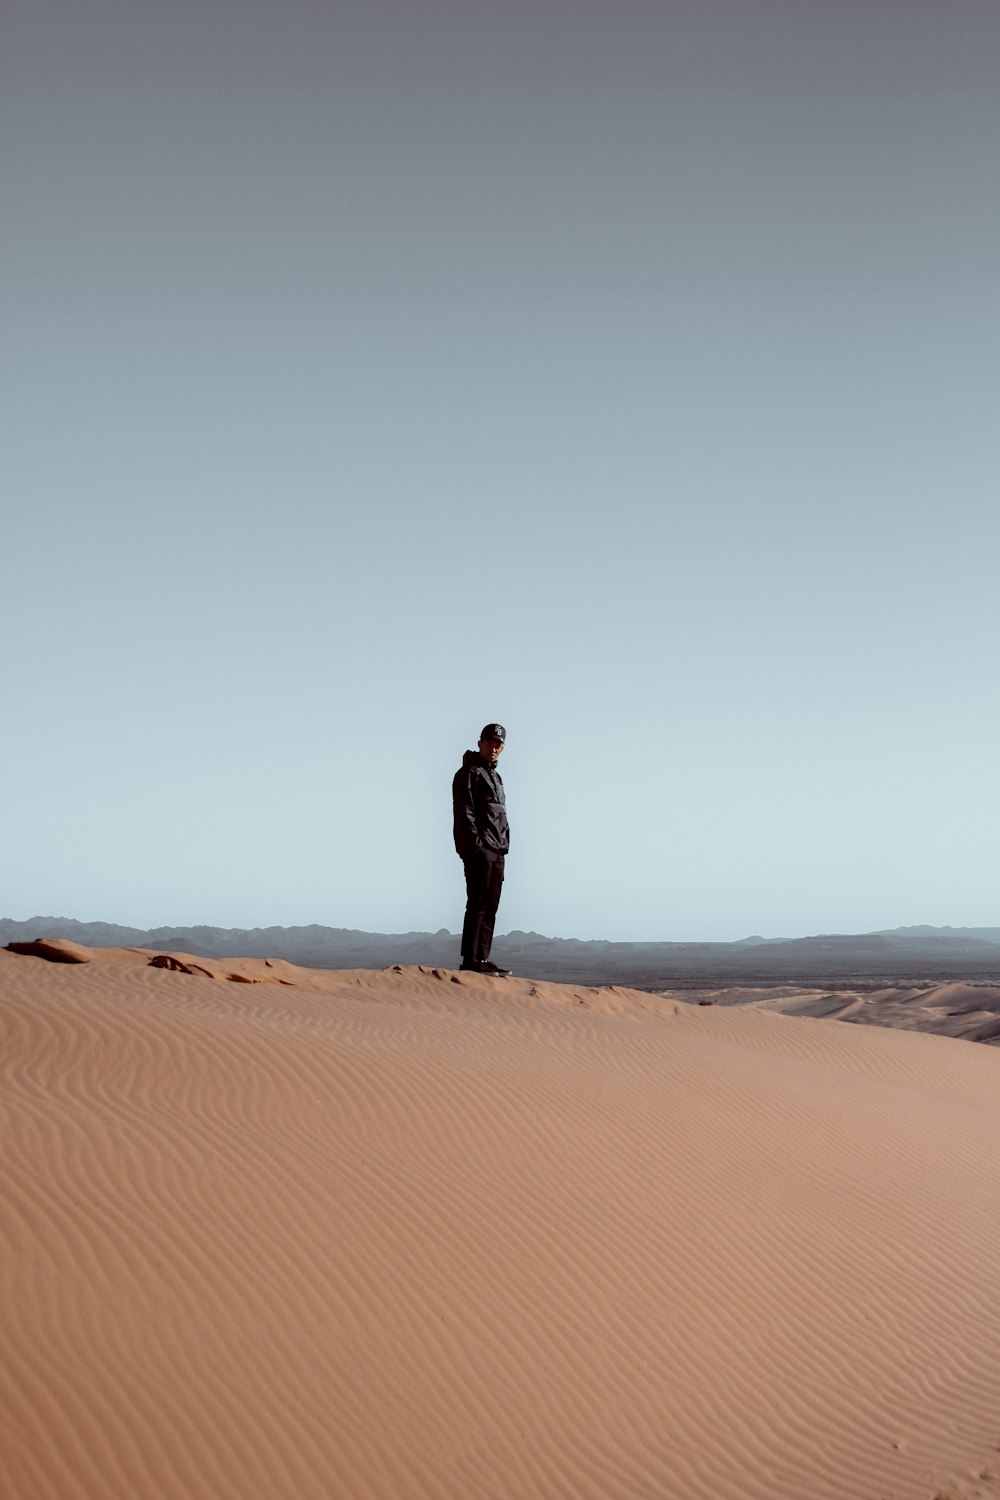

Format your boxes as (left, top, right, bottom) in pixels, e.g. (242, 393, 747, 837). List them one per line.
(480, 722, 506, 743)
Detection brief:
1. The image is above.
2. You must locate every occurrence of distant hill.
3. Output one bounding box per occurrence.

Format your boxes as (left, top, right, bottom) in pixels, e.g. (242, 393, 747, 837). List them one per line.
(875, 923, 1000, 943)
(4, 916, 1000, 988)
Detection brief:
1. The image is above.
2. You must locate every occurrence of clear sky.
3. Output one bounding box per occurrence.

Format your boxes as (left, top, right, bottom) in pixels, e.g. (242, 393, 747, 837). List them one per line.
(3, 0, 998, 941)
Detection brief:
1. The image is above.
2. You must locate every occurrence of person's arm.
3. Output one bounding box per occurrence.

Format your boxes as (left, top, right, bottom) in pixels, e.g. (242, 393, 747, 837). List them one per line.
(453, 767, 481, 856)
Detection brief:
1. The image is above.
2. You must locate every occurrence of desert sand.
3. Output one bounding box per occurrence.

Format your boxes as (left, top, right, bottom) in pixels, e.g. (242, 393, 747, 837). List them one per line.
(651, 984, 1000, 1049)
(3, 942, 1000, 1500)
(750, 983, 1000, 1046)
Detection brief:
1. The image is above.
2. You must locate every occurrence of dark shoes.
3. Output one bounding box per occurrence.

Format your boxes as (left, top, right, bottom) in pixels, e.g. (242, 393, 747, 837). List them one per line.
(460, 960, 512, 977)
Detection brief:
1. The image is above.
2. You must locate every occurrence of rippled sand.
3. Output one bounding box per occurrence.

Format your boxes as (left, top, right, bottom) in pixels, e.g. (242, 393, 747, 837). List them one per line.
(4, 942, 1000, 1500)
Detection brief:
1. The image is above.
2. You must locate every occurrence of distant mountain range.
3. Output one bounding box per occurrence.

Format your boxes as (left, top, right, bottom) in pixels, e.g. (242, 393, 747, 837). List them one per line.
(874, 924, 1000, 942)
(4, 917, 1000, 988)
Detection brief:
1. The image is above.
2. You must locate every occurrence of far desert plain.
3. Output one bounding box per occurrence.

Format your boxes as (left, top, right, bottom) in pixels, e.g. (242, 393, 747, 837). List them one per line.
(3, 917, 1000, 1500)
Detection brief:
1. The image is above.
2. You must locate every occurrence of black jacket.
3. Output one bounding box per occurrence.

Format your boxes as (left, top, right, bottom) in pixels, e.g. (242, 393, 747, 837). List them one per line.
(452, 750, 510, 858)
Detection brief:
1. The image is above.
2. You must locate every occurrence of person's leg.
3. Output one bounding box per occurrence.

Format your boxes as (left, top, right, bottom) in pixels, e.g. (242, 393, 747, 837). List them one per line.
(478, 854, 505, 964)
(461, 852, 505, 965)
(461, 853, 491, 965)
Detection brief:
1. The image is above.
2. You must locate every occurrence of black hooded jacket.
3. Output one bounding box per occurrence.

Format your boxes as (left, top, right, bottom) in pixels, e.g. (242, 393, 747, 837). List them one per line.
(452, 750, 510, 858)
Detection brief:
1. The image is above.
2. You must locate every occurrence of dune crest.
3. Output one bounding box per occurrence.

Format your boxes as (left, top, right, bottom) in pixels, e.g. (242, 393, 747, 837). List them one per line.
(5, 936, 92, 964)
(3, 947, 1000, 1500)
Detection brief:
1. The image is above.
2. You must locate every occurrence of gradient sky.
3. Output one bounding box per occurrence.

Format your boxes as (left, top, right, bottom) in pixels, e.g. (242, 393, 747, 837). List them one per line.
(3, 0, 998, 941)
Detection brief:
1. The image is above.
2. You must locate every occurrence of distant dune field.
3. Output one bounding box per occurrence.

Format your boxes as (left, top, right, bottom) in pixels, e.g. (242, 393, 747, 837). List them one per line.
(3, 942, 1000, 1500)
(652, 982, 1000, 1048)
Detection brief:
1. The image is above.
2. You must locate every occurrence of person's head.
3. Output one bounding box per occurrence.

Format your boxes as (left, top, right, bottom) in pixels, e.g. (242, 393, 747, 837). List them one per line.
(478, 722, 506, 765)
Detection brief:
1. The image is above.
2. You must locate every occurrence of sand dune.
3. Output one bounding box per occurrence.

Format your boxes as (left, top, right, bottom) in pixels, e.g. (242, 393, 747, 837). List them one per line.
(733, 983, 1000, 1046)
(650, 982, 1000, 1049)
(3, 945, 1000, 1500)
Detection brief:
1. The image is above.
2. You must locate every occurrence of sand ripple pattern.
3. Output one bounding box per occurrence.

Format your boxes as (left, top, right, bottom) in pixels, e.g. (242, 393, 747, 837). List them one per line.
(3, 949, 1000, 1500)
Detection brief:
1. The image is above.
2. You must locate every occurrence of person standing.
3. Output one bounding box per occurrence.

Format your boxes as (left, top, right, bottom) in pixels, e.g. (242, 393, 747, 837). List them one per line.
(452, 723, 511, 975)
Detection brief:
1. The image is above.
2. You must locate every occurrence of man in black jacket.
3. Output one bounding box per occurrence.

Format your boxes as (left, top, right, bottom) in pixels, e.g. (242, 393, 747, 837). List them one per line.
(452, 723, 511, 975)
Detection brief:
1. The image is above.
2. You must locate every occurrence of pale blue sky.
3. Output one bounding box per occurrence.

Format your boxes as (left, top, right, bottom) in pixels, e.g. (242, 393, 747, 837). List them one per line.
(3, 0, 998, 940)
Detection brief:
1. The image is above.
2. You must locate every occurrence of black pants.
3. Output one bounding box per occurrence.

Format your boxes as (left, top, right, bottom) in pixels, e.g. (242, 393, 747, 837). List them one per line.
(461, 851, 505, 964)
